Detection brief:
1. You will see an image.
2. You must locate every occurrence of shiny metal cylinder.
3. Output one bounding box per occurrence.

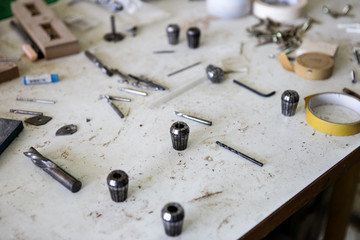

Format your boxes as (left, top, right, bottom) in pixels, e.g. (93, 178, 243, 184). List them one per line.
(107, 170, 129, 202)
(186, 27, 201, 49)
(170, 121, 189, 151)
(161, 202, 185, 237)
(206, 64, 224, 83)
(281, 90, 299, 116)
(166, 24, 180, 45)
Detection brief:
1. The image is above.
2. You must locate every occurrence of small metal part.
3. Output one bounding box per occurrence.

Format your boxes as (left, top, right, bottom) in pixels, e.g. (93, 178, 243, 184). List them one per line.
(103, 15, 125, 42)
(153, 50, 175, 54)
(174, 111, 212, 126)
(107, 99, 125, 119)
(167, 61, 202, 77)
(118, 87, 148, 96)
(322, 5, 352, 18)
(107, 170, 129, 202)
(343, 88, 360, 100)
(186, 27, 201, 49)
(216, 141, 263, 167)
(23, 147, 82, 193)
(84, 51, 113, 76)
(24, 115, 52, 126)
(166, 24, 180, 45)
(170, 121, 189, 151)
(16, 97, 56, 104)
(68, 0, 124, 12)
(10, 109, 43, 116)
(206, 64, 225, 83)
(56, 124, 77, 136)
(240, 42, 244, 55)
(0, 57, 21, 62)
(351, 71, 356, 84)
(281, 90, 299, 116)
(161, 202, 185, 237)
(126, 26, 137, 37)
(353, 49, 360, 65)
(100, 94, 131, 102)
(233, 80, 276, 97)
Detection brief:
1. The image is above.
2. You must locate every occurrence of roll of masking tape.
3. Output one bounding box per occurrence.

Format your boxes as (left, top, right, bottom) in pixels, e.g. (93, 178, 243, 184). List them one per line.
(207, 0, 251, 18)
(305, 93, 360, 136)
(252, 0, 308, 22)
(294, 52, 334, 80)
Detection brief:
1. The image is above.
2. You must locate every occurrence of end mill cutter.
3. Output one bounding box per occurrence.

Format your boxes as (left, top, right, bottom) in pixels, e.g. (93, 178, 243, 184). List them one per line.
(161, 202, 185, 237)
(23, 147, 82, 193)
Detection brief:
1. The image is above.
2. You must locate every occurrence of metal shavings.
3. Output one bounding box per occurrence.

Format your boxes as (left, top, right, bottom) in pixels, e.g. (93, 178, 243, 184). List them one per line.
(247, 17, 319, 52)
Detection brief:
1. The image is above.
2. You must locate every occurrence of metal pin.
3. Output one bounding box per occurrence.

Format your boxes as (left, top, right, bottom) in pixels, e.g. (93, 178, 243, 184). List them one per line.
(351, 71, 356, 83)
(16, 97, 56, 104)
(216, 141, 263, 167)
(0, 57, 21, 62)
(353, 49, 359, 65)
(107, 99, 125, 119)
(240, 42, 244, 55)
(100, 94, 131, 102)
(153, 50, 175, 54)
(174, 111, 212, 126)
(343, 88, 360, 100)
(118, 87, 148, 96)
(10, 109, 43, 116)
(167, 61, 202, 77)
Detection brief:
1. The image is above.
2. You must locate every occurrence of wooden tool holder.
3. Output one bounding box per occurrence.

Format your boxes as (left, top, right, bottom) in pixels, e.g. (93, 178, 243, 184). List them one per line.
(0, 51, 19, 83)
(11, 0, 79, 60)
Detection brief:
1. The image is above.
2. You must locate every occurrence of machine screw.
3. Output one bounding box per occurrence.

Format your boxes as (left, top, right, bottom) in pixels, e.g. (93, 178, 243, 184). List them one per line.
(186, 27, 201, 49)
(281, 90, 299, 116)
(107, 170, 129, 202)
(170, 121, 189, 151)
(104, 15, 125, 42)
(161, 202, 185, 237)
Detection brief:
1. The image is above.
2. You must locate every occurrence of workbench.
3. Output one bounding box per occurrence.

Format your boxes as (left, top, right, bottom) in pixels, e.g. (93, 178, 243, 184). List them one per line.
(0, 0, 359, 239)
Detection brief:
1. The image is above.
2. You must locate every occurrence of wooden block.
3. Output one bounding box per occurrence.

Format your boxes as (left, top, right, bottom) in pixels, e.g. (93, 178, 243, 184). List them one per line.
(0, 51, 19, 83)
(11, 0, 79, 60)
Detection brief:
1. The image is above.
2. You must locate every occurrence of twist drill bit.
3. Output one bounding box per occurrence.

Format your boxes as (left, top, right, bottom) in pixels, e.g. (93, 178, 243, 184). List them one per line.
(23, 147, 82, 193)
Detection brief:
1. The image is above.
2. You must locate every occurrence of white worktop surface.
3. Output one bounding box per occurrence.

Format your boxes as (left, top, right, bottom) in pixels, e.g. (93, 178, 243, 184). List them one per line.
(0, 0, 360, 239)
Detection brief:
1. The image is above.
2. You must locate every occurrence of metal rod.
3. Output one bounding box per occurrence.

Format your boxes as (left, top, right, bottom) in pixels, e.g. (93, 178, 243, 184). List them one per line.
(343, 88, 360, 100)
(16, 97, 56, 104)
(107, 99, 125, 118)
(0, 58, 21, 62)
(118, 87, 148, 96)
(167, 61, 202, 77)
(100, 95, 131, 102)
(153, 50, 175, 54)
(353, 49, 359, 65)
(216, 141, 263, 167)
(10, 109, 43, 116)
(239, 42, 244, 55)
(233, 80, 276, 97)
(174, 111, 212, 126)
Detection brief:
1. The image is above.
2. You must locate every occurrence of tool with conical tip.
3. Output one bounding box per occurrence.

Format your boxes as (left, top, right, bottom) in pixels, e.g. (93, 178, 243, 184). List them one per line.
(23, 147, 82, 193)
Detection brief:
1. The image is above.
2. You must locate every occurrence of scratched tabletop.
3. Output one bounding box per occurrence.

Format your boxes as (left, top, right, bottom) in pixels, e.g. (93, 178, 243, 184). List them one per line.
(0, 0, 360, 239)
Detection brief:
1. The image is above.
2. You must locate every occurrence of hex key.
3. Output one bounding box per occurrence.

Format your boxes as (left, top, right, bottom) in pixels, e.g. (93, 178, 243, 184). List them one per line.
(233, 80, 276, 97)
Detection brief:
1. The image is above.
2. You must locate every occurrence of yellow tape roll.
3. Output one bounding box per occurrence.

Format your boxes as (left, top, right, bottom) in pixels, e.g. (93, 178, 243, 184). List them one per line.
(305, 93, 360, 136)
(294, 52, 334, 80)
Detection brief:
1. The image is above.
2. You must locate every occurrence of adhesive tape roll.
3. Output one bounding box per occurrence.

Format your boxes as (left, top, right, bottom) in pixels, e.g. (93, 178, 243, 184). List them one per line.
(294, 52, 334, 80)
(207, 0, 252, 18)
(305, 93, 360, 136)
(252, 0, 308, 22)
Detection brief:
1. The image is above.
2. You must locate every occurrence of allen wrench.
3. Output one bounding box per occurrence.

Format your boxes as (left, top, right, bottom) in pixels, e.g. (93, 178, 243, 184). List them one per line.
(233, 80, 276, 97)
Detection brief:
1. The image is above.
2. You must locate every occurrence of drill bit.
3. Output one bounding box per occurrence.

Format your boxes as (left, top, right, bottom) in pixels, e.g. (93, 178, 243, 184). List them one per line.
(23, 147, 82, 193)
